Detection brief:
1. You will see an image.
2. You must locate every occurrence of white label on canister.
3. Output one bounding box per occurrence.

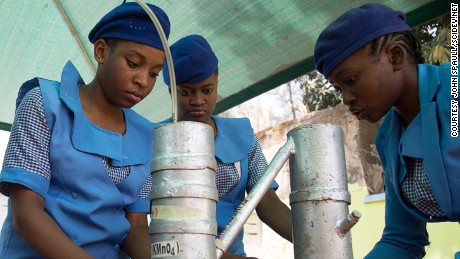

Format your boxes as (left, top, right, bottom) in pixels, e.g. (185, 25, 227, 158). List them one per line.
(151, 240, 180, 258)
(151, 205, 207, 220)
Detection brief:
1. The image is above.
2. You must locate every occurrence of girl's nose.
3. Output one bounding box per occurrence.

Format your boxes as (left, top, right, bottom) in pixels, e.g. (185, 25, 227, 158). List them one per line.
(135, 71, 154, 89)
(190, 93, 205, 106)
(342, 90, 356, 107)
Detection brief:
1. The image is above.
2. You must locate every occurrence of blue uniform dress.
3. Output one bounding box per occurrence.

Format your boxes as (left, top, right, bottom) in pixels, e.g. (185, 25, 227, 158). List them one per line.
(158, 116, 278, 256)
(213, 116, 279, 256)
(366, 62, 460, 258)
(0, 61, 155, 258)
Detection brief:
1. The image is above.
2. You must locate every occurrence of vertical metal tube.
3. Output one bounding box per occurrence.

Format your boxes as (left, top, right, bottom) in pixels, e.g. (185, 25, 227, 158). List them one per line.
(288, 124, 353, 259)
(150, 122, 218, 259)
(216, 138, 295, 258)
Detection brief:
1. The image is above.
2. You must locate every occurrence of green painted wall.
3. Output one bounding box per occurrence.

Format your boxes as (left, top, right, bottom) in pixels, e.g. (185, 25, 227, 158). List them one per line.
(348, 183, 460, 258)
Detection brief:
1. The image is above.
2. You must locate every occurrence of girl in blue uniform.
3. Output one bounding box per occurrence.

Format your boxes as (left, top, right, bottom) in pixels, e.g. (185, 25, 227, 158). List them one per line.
(314, 3, 460, 258)
(161, 34, 293, 259)
(0, 2, 170, 258)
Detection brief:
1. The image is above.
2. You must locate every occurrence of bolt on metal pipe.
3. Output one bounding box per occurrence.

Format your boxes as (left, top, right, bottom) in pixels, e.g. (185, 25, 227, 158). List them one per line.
(336, 210, 362, 239)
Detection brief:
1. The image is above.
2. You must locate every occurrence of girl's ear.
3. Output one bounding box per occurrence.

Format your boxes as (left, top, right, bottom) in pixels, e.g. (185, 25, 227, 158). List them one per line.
(93, 39, 109, 64)
(386, 44, 405, 71)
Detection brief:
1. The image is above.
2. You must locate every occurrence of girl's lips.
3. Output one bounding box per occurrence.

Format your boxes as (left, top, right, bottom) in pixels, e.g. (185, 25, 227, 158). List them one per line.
(355, 111, 364, 120)
(190, 110, 206, 116)
(127, 92, 142, 103)
(349, 108, 364, 120)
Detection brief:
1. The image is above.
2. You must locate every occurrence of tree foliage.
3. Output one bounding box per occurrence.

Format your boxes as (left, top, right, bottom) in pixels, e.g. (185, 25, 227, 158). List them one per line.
(415, 14, 451, 65)
(295, 71, 340, 112)
(298, 13, 451, 112)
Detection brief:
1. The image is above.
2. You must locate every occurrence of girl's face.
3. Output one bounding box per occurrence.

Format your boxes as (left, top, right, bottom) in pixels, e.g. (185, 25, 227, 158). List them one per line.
(175, 72, 218, 126)
(327, 44, 404, 123)
(96, 40, 165, 108)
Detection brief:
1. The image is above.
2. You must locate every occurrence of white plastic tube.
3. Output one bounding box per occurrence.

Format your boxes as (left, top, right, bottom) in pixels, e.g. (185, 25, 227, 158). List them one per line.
(134, 0, 178, 122)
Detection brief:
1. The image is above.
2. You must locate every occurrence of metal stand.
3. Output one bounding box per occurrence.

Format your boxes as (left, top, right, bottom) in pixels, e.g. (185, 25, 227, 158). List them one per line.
(149, 123, 358, 259)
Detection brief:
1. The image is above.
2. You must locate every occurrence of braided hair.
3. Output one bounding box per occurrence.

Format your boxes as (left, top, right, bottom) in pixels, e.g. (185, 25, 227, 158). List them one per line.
(369, 31, 425, 64)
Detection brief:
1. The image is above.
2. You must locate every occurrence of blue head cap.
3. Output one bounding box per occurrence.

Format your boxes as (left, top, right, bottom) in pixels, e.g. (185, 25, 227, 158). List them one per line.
(88, 2, 170, 50)
(314, 3, 410, 78)
(163, 34, 218, 87)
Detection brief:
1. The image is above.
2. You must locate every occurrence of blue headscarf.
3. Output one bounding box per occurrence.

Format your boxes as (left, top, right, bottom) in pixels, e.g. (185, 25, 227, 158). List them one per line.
(163, 34, 218, 86)
(88, 2, 170, 50)
(314, 3, 410, 78)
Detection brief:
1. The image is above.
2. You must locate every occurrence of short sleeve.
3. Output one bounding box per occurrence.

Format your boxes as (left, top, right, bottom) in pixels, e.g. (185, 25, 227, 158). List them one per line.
(246, 133, 278, 193)
(0, 87, 51, 197)
(125, 174, 153, 213)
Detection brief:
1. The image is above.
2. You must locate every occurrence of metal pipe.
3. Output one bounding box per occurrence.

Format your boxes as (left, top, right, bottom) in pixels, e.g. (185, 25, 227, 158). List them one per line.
(215, 137, 295, 258)
(149, 122, 218, 259)
(288, 124, 354, 258)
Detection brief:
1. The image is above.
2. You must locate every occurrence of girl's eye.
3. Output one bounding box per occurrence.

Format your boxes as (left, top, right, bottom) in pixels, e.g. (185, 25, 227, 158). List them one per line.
(127, 59, 139, 68)
(345, 76, 356, 85)
(203, 89, 214, 94)
(178, 90, 191, 96)
(150, 72, 159, 78)
(332, 85, 342, 93)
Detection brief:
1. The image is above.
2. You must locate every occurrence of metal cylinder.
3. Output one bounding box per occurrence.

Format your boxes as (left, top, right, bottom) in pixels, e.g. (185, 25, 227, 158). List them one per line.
(288, 124, 353, 259)
(150, 121, 218, 259)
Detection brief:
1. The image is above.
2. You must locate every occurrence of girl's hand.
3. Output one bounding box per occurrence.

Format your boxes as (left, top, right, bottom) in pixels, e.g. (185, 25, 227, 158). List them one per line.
(10, 183, 94, 259)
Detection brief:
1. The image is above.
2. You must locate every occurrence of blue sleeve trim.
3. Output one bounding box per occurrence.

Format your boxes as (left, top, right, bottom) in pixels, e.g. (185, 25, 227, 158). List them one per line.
(0, 167, 50, 197)
(126, 197, 150, 213)
(16, 78, 40, 110)
(269, 180, 279, 190)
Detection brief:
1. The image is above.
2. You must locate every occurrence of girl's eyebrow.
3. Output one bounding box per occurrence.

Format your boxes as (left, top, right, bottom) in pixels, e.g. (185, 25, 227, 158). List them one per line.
(127, 49, 146, 61)
(151, 64, 164, 69)
(200, 83, 214, 88)
(127, 49, 164, 68)
(330, 67, 351, 83)
(176, 85, 193, 90)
